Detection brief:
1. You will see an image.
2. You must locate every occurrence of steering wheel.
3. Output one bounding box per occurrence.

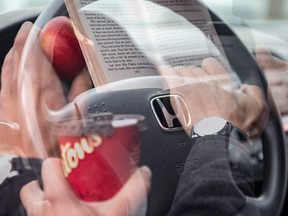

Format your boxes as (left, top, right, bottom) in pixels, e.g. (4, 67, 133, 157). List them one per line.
(34, 1, 287, 216)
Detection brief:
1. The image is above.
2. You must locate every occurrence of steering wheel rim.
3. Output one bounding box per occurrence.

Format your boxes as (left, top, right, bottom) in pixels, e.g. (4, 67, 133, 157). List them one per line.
(210, 12, 287, 216)
(34, 1, 287, 215)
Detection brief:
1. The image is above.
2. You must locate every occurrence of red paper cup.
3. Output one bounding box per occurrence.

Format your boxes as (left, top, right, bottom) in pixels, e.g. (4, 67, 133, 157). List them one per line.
(54, 113, 146, 201)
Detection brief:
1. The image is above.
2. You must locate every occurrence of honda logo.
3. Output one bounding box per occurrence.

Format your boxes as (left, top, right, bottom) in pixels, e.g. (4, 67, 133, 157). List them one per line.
(151, 95, 191, 131)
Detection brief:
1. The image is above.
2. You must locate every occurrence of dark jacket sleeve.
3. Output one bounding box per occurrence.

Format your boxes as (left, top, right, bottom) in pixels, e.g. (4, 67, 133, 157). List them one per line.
(0, 157, 43, 216)
(167, 135, 257, 216)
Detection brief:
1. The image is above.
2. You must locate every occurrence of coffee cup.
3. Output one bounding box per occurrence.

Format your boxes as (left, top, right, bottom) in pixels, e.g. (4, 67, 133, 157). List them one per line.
(54, 113, 146, 201)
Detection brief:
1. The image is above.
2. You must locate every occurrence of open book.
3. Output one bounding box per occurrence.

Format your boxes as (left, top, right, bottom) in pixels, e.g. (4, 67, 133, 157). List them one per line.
(64, 0, 236, 87)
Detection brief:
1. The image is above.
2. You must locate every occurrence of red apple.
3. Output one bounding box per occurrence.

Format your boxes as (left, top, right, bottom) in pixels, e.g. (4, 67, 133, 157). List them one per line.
(39, 16, 85, 80)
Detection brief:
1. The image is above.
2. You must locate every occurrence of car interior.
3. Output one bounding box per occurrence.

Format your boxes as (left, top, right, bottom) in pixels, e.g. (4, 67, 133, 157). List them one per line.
(0, 0, 287, 216)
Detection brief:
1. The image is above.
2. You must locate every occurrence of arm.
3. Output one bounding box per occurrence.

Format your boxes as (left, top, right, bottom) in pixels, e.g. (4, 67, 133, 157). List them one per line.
(159, 58, 268, 216)
(20, 158, 151, 216)
(0, 21, 93, 157)
(255, 46, 288, 115)
(167, 135, 259, 216)
(0, 20, 151, 216)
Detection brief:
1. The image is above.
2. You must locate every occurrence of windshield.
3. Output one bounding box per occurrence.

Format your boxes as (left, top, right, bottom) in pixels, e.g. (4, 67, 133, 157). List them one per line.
(0, 0, 52, 14)
(202, 0, 288, 22)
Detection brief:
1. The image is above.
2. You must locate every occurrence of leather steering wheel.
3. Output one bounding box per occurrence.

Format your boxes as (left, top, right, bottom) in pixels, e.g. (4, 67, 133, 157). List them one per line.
(33, 1, 287, 216)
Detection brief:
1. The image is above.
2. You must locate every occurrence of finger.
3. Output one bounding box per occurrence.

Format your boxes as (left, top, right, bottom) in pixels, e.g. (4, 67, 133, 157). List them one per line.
(189, 66, 210, 83)
(41, 70, 67, 110)
(68, 67, 93, 102)
(202, 57, 227, 75)
(173, 66, 193, 77)
(158, 65, 185, 88)
(276, 99, 288, 114)
(1, 48, 14, 91)
(20, 180, 45, 210)
(239, 85, 269, 136)
(11, 22, 34, 89)
(265, 71, 288, 85)
(19, 23, 67, 110)
(255, 45, 287, 71)
(190, 65, 207, 77)
(42, 158, 78, 201)
(270, 85, 288, 97)
(0, 48, 14, 119)
(173, 66, 198, 85)
(254, 46, 274, 70)
(1, 22, 33, 97)
(13, 22, 34, 54)
(201, 57, 232, 86)
(1, 47, 13, 72)
(110, 166, 152, 216)
(0, 122, 22, 148)
(0, 23, 33, 123)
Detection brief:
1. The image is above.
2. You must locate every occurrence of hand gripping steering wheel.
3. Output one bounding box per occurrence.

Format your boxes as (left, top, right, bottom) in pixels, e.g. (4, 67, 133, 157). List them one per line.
(33, 1, 287, 215)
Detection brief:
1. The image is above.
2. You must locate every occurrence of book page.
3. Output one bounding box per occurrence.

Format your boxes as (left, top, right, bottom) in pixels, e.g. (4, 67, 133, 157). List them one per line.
(66, 0, 158, 85)
(66, 0, 240, 85)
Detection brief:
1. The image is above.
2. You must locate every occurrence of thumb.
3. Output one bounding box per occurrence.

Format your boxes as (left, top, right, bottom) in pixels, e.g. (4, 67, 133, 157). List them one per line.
(240, 84, 269, 136)
(109, 166, 152, 216)
(41, 158, 79, 202)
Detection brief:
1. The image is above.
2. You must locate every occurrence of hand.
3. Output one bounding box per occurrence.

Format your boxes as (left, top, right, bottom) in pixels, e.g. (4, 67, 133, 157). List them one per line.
(20, 158, 151, 216)
(0, 22, 92, 157)
(255, 46, 288, 115)
(159, 58, 269, 137)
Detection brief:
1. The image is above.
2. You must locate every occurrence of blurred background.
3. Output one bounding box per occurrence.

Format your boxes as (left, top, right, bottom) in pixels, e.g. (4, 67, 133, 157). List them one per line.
(1, 0, 288, 20)
(202, 0, 288, 20)
(0, 0, 52, 13)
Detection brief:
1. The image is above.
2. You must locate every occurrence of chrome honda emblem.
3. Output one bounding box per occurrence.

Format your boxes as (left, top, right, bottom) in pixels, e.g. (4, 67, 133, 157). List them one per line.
(151, 95, 191, 131)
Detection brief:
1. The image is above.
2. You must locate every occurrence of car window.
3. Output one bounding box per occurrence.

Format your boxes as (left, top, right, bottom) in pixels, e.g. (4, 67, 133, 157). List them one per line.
(202, 0, 288, 58)
(202, 0, 288, 21)
(0, 0, 52, 14)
